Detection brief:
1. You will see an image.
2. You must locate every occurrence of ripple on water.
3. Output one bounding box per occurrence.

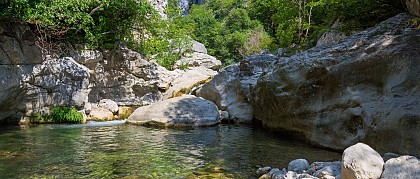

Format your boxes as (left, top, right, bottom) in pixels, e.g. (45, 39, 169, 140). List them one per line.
(0, 124, 340, 178)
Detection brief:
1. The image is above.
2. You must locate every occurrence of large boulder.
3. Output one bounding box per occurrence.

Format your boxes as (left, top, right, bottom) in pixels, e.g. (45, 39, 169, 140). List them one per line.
(127, 95, 220, 127)
(173, 52, 221, 70)
(164, 67, 217, 99)
(381, 155, 420, 178)
(406, 0, 420, 16)
(197, 54, 277, 123)
(341, 143, 384, 179)
(252, 13, 420, 155)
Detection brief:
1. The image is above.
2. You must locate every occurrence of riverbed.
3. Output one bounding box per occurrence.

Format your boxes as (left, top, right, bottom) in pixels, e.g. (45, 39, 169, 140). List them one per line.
(0, 121, 340, 178)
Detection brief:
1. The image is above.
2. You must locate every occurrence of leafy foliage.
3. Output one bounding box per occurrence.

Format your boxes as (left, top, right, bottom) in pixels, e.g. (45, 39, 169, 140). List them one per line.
(48, 106, 84, 123)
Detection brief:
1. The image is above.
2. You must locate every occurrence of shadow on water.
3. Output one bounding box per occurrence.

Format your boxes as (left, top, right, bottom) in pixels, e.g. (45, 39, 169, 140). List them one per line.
(0, 122, 341, 178)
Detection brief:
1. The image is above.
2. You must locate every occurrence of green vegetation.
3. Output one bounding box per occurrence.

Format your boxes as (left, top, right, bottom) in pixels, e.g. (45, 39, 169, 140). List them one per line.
(28, 106, 84, 124)
(0, 0, 406, 66)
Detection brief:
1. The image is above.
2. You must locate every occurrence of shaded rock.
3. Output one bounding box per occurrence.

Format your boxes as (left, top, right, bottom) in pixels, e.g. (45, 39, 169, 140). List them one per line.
(383, 152, 400, 162)
(117, 106, 135, 119)
(407, 0, 420, 16)
(70, 50, 103, 65)
(252, 13, 420, 155)
(89, 108, 114, 121)
(256, 166, 272, 177)
(127, 95, 220, 127)
(341, 143, 384, 179)
(98, 99, 119, 114)
(174, 52, 221, 70)
(197, 54, 277, 123)
(219, 110, 230, 121)
(288, 159, 310, 173)
(310, 161, 341, 178)
(164, 67, 217, 99)
(316, 30, 346, 47)
(381, 155, 420, 178)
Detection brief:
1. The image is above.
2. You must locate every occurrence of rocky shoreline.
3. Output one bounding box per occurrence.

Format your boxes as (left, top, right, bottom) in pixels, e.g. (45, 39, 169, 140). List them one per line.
(256, 143, 420, 179)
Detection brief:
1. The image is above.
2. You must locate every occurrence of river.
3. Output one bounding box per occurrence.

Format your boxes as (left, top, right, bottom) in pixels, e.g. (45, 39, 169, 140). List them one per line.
(0, 121, 340, 178)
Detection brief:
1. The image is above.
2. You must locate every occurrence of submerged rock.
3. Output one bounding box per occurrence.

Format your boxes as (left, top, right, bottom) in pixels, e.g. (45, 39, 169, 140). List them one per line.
(252, 13, 420, 155)
(127, 95, 220, 127)
(341, 143, 384, 179)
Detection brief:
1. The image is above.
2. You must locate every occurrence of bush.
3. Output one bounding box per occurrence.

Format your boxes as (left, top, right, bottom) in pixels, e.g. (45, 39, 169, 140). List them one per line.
(48, 106, 84, 124)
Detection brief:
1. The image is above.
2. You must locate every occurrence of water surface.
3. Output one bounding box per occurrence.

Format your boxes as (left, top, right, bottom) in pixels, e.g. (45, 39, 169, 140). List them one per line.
(0, 122, 340, 178)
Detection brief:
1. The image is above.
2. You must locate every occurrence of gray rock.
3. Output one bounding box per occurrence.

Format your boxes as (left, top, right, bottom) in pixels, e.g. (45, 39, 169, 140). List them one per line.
(288, 159, 310, 173)
(70, 50, 103, 65)
(381, 155, 420, 179)
(197, 54, 277, 123)
(219, 110, 230, 121)
(268, 168, 287, 179)
(341, 143, 384, 179)
(192, 41, 207, 54)
(406, 0, 420, 16)
(127, 95, 220, 127)
(311, 161, 341, 178)
(173, 52, 221, 70)
(252, 13, 420, 156)
(98, 99, 119, 114)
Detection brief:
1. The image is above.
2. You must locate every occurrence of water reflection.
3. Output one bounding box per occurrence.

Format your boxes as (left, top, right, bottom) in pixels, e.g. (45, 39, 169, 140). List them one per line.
(0, 124, 340, 178)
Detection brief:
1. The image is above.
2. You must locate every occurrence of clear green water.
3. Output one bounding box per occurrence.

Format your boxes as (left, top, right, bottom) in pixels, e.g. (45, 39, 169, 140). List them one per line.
(0, 121, 340, 178)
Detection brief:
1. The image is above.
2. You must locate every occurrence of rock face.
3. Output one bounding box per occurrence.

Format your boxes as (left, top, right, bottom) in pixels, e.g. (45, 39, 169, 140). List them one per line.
(252, 13, 420, 155)
(406, 0, 420, 16)
(381, 155, 420, 178)
(341, 143, 384, 179)
(197, 54, 277, 123)
(127, 95, 220, 127)
(87, 44, 175, 106)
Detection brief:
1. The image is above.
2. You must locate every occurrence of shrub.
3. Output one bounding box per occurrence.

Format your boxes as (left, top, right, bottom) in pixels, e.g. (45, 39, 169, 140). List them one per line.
(48, 106, 84, 124)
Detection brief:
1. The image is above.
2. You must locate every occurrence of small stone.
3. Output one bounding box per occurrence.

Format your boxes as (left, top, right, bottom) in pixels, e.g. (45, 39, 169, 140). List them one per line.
(288, 159, 310, 173)
(256, 166, 272, 177)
